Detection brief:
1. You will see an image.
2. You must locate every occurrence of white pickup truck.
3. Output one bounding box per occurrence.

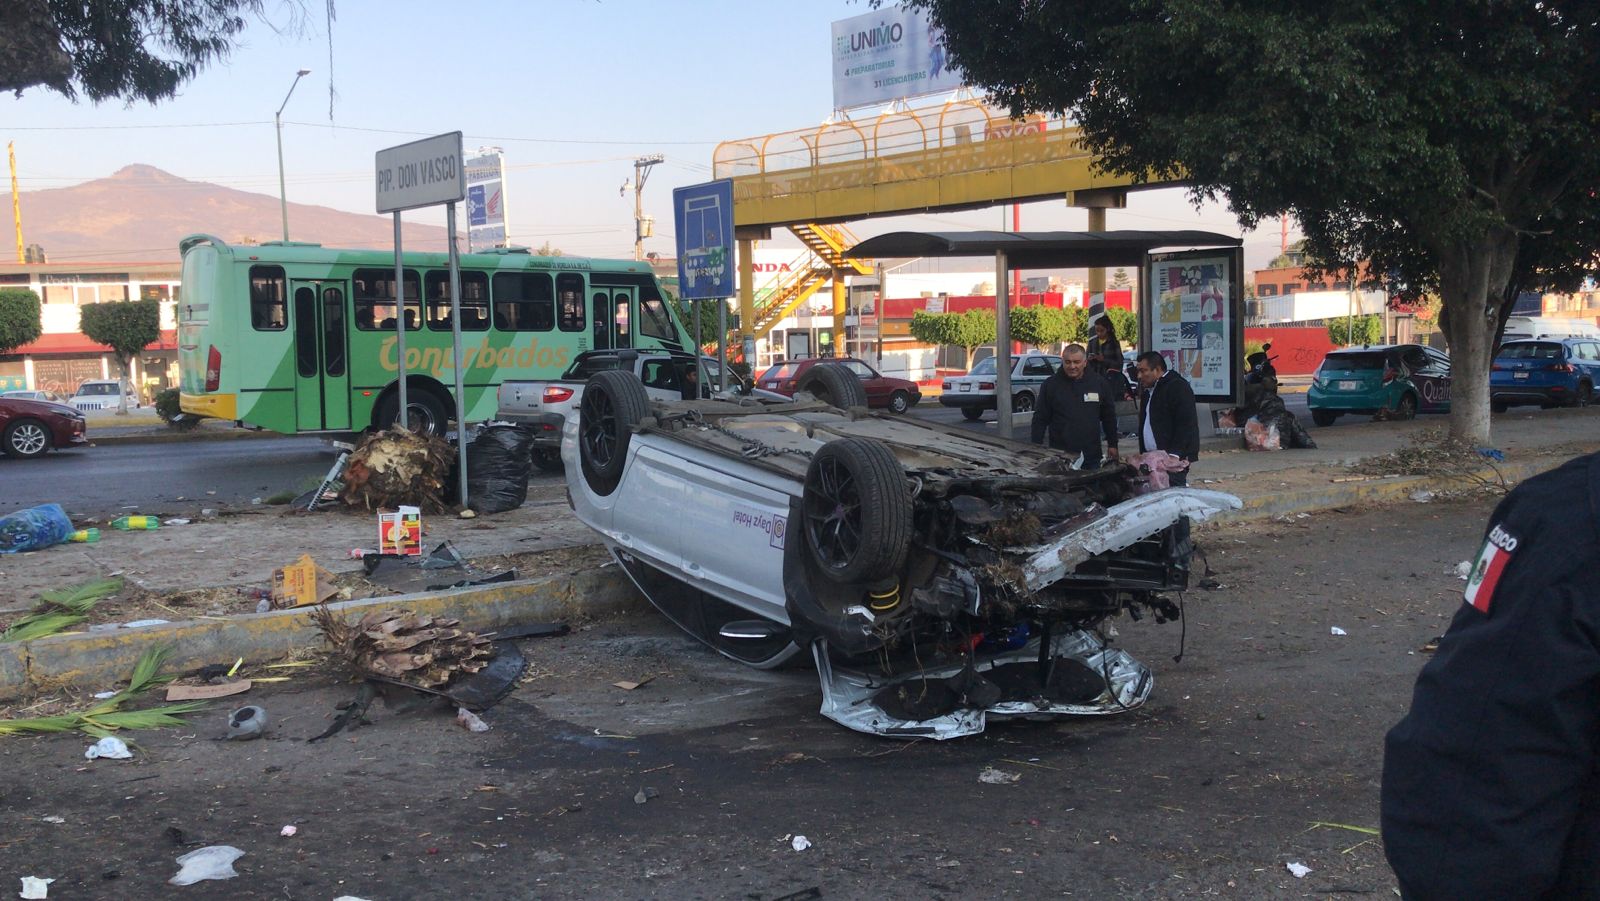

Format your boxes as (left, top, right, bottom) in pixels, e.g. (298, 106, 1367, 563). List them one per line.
(495, 349, 716, 471)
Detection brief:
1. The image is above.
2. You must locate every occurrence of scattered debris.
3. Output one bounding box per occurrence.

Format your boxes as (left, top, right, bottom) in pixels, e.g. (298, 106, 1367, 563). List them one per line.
(341, 428, 452, 513)
(1331, 627, 1348, 636)
(312, 608, 493, 690)
(790, 835, 812, 852)
(1455, 561, 1473, 580)
(1409, 490, 1434, 503)
(0, 646, 205, 738)
(490, 622, 569, 641)
(633, 787, 659, 805)
(279, 825, 297, 837)
(0, 503, 74, 554)
(169, 846, 245, 885)
(1421, 637, 1442, 653)
(420, 540, 465, 570)
(165, 518, 192, 526)
(89, 618, 169, 632)
(1286, 861, 1312, 879)
(456, 707, 491, 733)
(612, 676, 656, 691)
(40, 816, 65, 825)
(378, 506, 424, 557)
(1, 577, 124, 642)
(979, 766, 1022, 785)
(19, 876, 54, 899)
(85, 736, 133, 760)
(227, 706, 267, 741)
(166, 681, 252, 702)
(1351, 428, 1507, 492)
(271, 554, 337, 608)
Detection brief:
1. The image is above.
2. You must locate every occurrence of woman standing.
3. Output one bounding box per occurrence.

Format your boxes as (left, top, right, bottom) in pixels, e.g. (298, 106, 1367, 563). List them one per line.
(1086, 316, 1123, 377)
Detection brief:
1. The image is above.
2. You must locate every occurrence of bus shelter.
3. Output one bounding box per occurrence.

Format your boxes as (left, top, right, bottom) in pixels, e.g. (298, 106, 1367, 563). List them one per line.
(846, 230, 1245, 438)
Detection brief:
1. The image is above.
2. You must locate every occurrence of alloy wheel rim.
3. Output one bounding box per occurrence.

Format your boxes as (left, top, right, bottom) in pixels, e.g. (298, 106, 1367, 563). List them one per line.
(804, 457, 862, 568)
(12, 424, 46, 455)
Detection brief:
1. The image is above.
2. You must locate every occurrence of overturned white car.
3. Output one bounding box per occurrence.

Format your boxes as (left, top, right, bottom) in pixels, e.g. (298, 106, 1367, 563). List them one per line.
(562, 364, 1240, 739)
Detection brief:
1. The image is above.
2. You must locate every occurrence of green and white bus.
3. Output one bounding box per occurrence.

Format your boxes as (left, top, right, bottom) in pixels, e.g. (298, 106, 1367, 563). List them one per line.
(177, 235, 694, 434)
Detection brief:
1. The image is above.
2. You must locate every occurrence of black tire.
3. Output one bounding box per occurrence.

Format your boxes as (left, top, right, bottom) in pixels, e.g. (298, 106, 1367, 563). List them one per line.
(888, 390, 912, 414)
(794, 363, 868, 409)
(375, 387, 450, 437)
(961, 406, 985, 422)
(1393, 393, 1418, 420)
(1310, 409, 1339, 427)
(1491, 399, 1508, 414)
(532, 448, 565, 474)
(578, 370, 650, 496)
(802, 438, 912, 584)
(1013, 391, 1035, 413)
(2, 419, 51, 459)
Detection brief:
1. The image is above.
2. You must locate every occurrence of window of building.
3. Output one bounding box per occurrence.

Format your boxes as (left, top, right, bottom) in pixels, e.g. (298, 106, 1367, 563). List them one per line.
(1257, 283, 1277, 296)
(249, 266, 287, 331)
(42, 285, 73, 304)
(492, 272, 554, 332)
(557, 273, 585, 332)
(100, 285, 129, 302)
(141, 285, 171, 302)
(424, 270, 490, 331)
(73, 285, 99, 305)
(353, 268, 421, 331)
(1282, 283, 1301, 295)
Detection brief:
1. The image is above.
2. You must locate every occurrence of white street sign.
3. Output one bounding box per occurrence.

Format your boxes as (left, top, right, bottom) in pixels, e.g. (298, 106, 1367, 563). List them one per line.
(375, 131, 465, 214)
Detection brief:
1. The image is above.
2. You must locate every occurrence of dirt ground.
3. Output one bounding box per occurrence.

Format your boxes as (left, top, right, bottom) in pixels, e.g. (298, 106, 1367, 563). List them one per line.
(0, 494, 1497, 899)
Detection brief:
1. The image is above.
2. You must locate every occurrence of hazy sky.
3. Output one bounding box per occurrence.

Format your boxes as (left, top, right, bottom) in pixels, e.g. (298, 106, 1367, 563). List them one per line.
(2, 0, 1294, 271)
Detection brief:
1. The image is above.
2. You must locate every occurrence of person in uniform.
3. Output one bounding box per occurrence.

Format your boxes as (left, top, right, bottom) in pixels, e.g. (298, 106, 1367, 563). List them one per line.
(1134, 351, 1200, 486)
(1031, 344, 1118, 468)
(1382, 450, 1600, 899)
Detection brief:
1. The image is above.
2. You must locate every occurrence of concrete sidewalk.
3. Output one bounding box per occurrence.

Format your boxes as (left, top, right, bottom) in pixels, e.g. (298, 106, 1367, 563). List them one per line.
(83, 411, 283, 446)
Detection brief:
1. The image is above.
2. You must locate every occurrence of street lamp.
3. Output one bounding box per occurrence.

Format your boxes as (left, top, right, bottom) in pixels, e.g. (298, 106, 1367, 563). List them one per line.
(275, 68, 311, 242)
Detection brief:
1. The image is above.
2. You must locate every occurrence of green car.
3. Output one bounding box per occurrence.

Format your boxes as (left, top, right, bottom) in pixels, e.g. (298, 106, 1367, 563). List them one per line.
(1307, 344, 1453, 427)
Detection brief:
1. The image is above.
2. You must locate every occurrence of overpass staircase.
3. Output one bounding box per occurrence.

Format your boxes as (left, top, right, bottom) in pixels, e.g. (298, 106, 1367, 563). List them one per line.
(750, 223, 874, 337)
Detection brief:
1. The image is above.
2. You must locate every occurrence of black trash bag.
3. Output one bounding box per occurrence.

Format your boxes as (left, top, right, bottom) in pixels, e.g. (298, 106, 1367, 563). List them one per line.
(465, 425, 536, 514)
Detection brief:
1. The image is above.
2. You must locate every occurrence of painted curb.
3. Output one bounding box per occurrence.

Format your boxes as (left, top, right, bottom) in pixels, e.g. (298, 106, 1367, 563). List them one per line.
(89, 429, 285, 447)
(0, 565, 645, 701)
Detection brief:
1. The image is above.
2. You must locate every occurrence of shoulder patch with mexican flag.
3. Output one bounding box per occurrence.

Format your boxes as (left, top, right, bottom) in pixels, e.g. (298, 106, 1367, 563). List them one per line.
(1464, 523, 1519, 614)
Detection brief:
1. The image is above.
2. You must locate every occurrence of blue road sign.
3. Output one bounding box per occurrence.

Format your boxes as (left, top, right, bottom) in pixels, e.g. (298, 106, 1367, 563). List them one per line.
(467, 184, 488, 227)
(674, 179, 734, 300)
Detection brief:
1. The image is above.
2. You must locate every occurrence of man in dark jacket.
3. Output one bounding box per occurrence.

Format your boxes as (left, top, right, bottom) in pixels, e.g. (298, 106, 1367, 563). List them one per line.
(1382, 451, 1600, 899)
(1031, 344, 1118, 468)
(1134, 351, 1200, 485)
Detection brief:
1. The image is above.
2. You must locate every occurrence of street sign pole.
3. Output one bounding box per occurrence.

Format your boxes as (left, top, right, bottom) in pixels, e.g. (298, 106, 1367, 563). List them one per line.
(692, 298, 701, 389)
(717, 299, 728, 392)
(446, 202, 468, 507)
(393, 212, 407, 427)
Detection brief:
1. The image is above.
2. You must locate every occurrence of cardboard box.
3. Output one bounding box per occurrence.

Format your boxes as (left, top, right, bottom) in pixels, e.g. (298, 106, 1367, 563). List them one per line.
(378, 505, 422, 556)
(271, 554, 336, 608)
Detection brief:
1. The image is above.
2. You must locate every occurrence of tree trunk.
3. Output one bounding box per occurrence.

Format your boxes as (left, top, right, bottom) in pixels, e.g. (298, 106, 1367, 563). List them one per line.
(115, 356, 131, 416)
(1437, 230, 1519, 445)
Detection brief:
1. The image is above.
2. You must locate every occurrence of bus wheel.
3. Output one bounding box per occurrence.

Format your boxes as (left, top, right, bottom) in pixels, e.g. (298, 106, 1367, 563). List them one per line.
(376, 389, 449, 437)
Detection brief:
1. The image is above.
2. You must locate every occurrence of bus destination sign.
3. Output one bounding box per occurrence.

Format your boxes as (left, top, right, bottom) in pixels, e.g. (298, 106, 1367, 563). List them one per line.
(375, 131, 465, 214)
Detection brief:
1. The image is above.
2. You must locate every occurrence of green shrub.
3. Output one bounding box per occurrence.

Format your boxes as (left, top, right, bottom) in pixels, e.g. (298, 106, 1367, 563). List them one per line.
(154, 387, 200, 430)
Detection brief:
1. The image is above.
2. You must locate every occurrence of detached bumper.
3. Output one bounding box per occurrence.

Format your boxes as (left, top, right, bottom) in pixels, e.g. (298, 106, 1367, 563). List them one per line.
(1022, 488, 1242, 591)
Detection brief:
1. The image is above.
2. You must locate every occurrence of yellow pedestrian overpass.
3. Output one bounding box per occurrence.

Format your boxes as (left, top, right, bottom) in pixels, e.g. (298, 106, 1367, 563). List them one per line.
(713, 98, 1181, 354)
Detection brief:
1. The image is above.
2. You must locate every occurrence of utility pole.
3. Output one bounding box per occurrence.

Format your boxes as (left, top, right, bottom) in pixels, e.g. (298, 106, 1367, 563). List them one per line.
(631, 155, 663, 261)
(8, 142, 22, 263)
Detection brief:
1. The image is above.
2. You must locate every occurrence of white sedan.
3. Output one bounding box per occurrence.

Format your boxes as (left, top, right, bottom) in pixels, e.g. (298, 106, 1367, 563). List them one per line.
(562, 364, 1239, 739)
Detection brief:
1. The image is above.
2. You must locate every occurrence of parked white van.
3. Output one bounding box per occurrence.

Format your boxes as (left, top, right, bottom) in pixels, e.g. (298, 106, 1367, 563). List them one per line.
(1503, 316, 1600, 342)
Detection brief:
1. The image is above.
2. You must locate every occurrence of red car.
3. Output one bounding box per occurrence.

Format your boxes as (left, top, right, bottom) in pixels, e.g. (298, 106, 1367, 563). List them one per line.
(755, 357, 922, 413)
(1, 395, 88, 459)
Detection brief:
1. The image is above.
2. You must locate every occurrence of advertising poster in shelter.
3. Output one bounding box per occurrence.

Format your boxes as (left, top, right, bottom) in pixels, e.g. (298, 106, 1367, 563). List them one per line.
(1145, 251, 1241, 403)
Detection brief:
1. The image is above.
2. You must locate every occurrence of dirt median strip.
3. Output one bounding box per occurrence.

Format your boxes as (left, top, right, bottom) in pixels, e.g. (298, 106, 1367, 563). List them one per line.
(0, 564, 646, 701)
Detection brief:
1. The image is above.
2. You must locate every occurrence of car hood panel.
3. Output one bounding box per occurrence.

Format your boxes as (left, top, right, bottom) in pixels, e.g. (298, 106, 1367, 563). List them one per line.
(1022, 488, 1242, 591)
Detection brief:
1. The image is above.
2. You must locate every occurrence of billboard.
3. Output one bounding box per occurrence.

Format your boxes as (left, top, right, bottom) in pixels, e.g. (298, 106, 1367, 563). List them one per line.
(1143, 250, 1244, 404)
(464, 148, 508, 251)
(674, 179, 734, 300)
(831, 6, 964, 109)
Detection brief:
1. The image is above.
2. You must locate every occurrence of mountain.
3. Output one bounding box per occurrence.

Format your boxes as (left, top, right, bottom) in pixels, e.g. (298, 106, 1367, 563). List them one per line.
(13, 165, 451, 263)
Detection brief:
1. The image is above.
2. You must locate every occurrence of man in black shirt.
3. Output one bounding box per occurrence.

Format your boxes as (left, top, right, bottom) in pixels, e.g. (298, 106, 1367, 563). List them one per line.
(1382, 451, 1600, 899)
(1134, 351, 1200, 486)
(1031, 344, 1119, 468)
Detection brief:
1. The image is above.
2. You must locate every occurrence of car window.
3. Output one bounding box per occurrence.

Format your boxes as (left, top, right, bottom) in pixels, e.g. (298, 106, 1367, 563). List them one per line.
(1498, 342, 1564, 360)
(1402, 348, 1429, 369)
(640, 359, 680, 390)
(1320, 352, 1387, 371)
(564, 355, 626, 379)
(968, 358, 997, 376)
(765, 362, 802, 380)
(842, 361, 875, 378)
(77, 383, 118, 396)
(1577, 342, 1600, 361)
(1022, 358, 1054, 376)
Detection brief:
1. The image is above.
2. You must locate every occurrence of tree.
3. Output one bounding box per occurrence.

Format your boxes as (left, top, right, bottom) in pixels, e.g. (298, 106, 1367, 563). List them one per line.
(3, 0, 268, 103)
(0, 288, 43, 356)
(1009, 304, 1069, 350)
(910, 0, 1600, 442)
(533, 241, 564, 257)
(667, 295, 726, 355)
(1110, 268, 1131, 290)
(909, 309, 995, 370)
(78, 300, 160, 414)
(1326, 315, 1384, 348)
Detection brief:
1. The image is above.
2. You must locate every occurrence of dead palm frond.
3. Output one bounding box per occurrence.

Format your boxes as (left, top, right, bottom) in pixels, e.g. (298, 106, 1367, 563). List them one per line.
(1, 577, 125, 642)
(0, 645, 205, 738)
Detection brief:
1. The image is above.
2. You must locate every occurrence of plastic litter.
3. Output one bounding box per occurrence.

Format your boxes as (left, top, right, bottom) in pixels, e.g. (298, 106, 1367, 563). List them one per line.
(1455, 560, 1473, 580)
(1286, 861, 1312, 878)
(70, 528, 100, 543)
(255, 598, 272, 614)
(110, 515, 160, 530)
(169, 845, 245, 885)
(165, 518, 192, 526)
(978, 766, 1021, 785)
(465, 425, 536, 514)
(1477, 447, 1506, 462)
(1330, 626, 1348, 636)
(633, 786, 659, 804)
(1126, 451, 1190, 494)
(1410, 490, 1434, 503)
(0, 503, 74, 554)
(40, 816, 64, 824)
(456, 707, 491, 733)
(227, 706, 267, 740)
(791, 835, 812, 851)
(85, 736, 133, 760)
(421, 540, 466, 570)
(1243, 416, 1281, 451)
(279, 825, 297, 837)
(19, 876, 54, 899)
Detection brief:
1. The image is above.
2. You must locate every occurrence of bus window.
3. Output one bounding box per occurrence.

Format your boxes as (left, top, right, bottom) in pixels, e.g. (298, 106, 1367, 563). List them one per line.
(353, 268, 420, 331)
(557, 273, 585, 332)
(250, 266, 287, 331)
(321, 286, 346, 377)
(638, 293, 676, 341)
(293, 286, 318, 377)
(492, 272, 554, 332)
(425, 270, 489, 331)
(614, 295, 632, 347)
(591, 292, 611, 349)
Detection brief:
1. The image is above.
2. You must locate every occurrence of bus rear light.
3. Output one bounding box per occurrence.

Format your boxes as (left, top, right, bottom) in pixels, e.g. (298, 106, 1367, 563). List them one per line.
(205, 345, 222, 392)
(542, 386, 575, 403)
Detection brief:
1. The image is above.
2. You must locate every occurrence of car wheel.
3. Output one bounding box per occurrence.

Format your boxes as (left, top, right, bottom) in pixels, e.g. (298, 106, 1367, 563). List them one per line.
(1311, 409, 1339, 427)
(532, 448, 565, 474)
(579, 370, 650, 496)
(1013, 392, 1035, 414)
(793, 363, 868, 410)
(961, 407, 985, 422)
(1491, 398, 1508, 414)
(802, 437, 912, 584)
(888, 390, 911, 414)
(3, 419, 52, 459)
(375, 387, 449, 437)
(1394, 393, 1418, 420)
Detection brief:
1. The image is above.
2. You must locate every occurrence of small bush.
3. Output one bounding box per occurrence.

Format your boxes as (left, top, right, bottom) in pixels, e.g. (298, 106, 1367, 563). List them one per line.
(154, 387, 200, 430)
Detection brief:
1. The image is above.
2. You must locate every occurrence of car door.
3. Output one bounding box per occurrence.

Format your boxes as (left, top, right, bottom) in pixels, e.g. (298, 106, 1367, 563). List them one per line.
(1576, 342, 1600, 390)
(843, 360, 888, 405)
(1403, 346, 1450, 412)
(1019, 355, 1055, 390)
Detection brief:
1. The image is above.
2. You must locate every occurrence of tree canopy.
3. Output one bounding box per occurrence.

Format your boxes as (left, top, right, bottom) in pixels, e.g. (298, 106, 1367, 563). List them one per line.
(910, 0, 1600, 441)
(78, 300, 160, 413)
(0, 289, 43, 356)
(1009, 304, 1070, 349)
(1326, 315, 1383, 348)
(2, 0, 263, 103)
(909, 309, 995, 369)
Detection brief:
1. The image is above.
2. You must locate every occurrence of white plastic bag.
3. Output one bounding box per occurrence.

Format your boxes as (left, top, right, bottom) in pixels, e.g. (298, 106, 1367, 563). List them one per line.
(170, 846, 245, 885)
(1244, 416, 1281, 451)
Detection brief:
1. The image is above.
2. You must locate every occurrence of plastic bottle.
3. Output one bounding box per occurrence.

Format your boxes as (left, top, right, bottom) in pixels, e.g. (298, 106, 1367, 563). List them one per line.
(70, 528, 100, 543)
(110, 515, 160, 531)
